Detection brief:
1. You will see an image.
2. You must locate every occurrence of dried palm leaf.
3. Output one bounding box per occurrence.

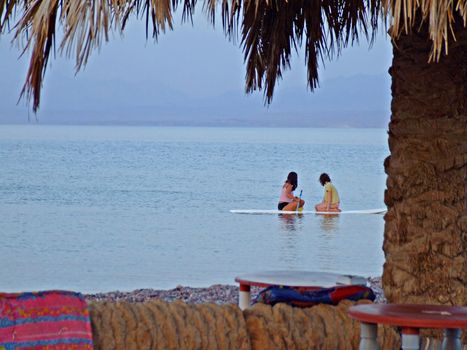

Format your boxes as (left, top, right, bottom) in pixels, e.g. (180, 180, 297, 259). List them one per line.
(383, 0, 466, 60)
(0, 0, 465, 111)
(222, 0, 381, 102)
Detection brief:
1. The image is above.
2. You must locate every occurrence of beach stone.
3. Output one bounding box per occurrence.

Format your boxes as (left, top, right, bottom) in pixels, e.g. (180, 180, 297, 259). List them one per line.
(85, 279, 383, 305)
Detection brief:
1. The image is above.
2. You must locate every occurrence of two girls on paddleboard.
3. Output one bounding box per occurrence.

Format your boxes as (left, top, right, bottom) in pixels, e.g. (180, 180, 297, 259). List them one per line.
(278, 172, 341, 212)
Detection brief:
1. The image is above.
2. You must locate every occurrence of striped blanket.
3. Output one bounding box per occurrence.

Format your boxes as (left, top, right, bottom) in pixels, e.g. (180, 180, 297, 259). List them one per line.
(0, 290, 93, 350)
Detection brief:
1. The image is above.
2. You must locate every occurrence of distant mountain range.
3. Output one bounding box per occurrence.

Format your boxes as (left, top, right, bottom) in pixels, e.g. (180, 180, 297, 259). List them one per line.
(1, 73, 391, 128)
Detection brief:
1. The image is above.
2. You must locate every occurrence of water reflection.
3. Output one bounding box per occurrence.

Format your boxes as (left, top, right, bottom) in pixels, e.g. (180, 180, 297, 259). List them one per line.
(318, 214, 340, 233)
(278, 213, 304, 232)
(276, 213, 304, 267)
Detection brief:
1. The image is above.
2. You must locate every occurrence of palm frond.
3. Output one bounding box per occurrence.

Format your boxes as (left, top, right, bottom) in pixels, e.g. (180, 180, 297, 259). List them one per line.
(1, 0, 465, 111)
(221, 0, 380, 102)
(1, 0, 28, 32)
(14, 0, 59, 112)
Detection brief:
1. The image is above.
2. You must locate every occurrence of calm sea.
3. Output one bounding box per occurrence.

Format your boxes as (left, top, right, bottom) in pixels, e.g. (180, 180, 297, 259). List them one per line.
(0, 125, 389, 293)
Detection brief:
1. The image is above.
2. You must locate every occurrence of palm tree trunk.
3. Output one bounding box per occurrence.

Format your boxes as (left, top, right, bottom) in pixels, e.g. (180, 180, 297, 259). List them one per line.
(382, 19, 466, 305)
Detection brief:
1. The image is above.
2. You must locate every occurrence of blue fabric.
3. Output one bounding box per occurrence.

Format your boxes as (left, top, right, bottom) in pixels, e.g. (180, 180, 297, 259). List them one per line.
(254, 285, 375, 307)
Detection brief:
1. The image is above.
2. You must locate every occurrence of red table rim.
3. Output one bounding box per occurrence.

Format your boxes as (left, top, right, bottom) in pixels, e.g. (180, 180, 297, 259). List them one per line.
(235, 277, 324, 290)
(348, 304, 467, 329)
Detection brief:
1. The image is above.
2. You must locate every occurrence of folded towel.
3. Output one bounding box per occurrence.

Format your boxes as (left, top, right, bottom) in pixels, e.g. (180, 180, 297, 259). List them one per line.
(254, 285, 375, 307)
(0, 290, 93, 349)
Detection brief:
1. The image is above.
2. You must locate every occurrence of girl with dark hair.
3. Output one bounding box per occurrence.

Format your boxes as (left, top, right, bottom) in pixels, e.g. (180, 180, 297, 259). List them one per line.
(315, 173, 341, 212)
(278, 172, 305, 211)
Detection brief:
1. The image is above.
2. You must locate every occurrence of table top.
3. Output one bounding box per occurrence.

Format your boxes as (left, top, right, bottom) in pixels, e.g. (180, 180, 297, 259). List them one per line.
(235, 270, 367, 288)
(348, 304, 467, 329)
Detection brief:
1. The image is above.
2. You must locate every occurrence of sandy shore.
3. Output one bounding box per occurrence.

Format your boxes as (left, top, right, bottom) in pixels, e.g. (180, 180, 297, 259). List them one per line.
(85, 277, 385, 305)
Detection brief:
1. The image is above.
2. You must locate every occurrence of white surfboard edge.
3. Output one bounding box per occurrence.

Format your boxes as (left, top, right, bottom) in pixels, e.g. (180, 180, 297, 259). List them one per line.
(229, 208, 387, 215)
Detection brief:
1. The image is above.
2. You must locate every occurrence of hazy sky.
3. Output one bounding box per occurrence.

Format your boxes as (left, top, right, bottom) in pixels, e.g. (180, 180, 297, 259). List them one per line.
(1, 9, 393, 124)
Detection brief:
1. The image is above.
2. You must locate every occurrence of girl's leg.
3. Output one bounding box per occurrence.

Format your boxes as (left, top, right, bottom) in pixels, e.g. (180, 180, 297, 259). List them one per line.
(329, 203, 341, 212)
(315, 202, 341, 212)
(315, 202, 327, 211)
(282, 201, 298, 211)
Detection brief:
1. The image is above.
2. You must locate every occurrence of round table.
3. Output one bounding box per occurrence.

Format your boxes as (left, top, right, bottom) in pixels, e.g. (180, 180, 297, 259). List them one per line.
(348, 304, 467, 350)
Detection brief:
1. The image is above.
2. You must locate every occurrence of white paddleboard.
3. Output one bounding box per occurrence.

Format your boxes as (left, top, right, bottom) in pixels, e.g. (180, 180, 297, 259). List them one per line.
(230, 208, 387, 215)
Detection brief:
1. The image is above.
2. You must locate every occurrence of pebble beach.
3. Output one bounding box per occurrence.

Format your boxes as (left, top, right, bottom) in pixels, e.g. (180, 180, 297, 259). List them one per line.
(85, 277, 385, 305)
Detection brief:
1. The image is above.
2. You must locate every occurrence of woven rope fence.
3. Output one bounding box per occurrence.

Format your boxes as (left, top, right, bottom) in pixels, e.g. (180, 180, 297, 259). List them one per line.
(88, 299, 400, 349)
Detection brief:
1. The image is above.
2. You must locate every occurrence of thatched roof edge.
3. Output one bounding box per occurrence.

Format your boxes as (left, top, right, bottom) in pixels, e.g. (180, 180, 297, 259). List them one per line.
(0, 0, 466, 111)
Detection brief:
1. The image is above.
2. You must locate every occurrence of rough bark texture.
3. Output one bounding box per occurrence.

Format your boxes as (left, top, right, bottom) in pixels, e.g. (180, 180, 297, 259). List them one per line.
(88, 300, 400, 349)
(383, 17, 466, 306)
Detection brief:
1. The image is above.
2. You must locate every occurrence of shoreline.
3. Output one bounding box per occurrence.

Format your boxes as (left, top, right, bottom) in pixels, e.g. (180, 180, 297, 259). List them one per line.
(85, 277, 385, 305)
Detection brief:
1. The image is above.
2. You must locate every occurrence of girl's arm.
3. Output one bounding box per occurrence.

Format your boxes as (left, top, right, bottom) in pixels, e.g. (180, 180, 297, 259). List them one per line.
(325, 188, 332, 210)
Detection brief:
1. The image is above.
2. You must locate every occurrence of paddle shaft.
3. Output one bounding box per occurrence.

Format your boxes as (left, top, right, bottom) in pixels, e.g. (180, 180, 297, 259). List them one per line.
(296, 190, 303, 213)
